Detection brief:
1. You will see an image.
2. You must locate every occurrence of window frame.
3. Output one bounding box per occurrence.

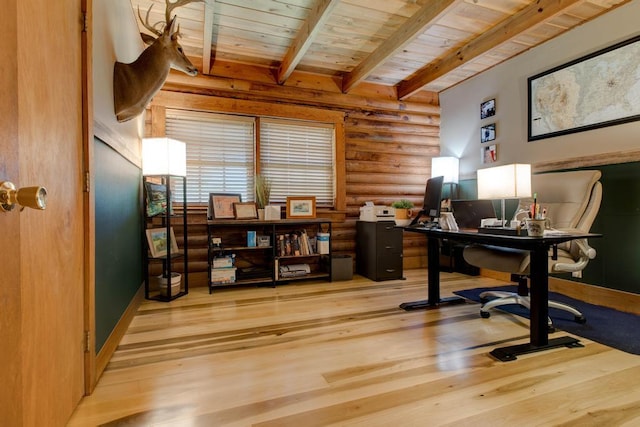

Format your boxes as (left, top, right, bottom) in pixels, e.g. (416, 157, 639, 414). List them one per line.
(149, 95, 346, 213)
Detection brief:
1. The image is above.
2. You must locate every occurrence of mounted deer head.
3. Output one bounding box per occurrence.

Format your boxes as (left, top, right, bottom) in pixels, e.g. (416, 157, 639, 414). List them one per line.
(113, 0, 203, 122)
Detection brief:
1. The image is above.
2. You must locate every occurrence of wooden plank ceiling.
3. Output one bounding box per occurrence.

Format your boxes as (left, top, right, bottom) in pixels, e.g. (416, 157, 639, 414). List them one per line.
(128, 0, 630, 97)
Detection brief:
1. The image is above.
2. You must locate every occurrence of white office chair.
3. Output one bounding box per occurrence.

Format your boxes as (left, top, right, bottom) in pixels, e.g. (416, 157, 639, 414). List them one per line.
(463, 170, 602, 326)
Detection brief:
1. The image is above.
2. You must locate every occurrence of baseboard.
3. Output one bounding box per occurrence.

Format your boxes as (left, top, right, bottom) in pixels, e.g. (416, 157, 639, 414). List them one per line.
(549, 277, 640, 315)
(478, 269, 640, 316)
(95, 284, 144, 383)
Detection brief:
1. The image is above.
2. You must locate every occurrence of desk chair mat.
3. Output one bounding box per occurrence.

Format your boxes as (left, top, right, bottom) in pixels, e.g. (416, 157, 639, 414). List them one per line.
(454, 285, 640, 355)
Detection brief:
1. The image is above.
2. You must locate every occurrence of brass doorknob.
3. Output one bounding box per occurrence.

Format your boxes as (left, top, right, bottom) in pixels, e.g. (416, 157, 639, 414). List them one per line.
(0, 181, 47, 212)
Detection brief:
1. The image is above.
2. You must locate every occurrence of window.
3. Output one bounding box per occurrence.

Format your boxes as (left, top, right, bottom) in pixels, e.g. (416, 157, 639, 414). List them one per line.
(165, 110, 335, 207)
(260, 118, 335, 205)
(166, 109, 255, 203)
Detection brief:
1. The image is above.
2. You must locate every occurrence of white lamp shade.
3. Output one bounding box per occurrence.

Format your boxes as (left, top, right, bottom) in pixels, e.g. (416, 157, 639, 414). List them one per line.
(431, 156, 459, 183)
(142, 137, 187, 176)
(477, 163, 531, 199)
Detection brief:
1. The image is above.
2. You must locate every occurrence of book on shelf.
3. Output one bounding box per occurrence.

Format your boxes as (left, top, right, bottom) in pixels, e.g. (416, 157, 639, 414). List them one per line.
(275, 230, 320, 257)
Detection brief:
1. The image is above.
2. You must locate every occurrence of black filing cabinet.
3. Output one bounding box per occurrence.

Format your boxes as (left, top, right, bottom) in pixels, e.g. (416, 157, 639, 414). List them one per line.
(356, 220, 403, 281)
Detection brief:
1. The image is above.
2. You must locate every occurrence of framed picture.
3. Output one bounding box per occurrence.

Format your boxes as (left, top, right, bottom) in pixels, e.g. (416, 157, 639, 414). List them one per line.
(146, 227, 179, 258)
(233, 202, 258, 219)
(528, 34, 640, 141)
(480, 98, 495, 119)
(145, 182, 167, 217)
(481, 123, 496, 143)
(208, 193, 242, 219)
(286, 196, 316, 219)
(482, 144, 497, 164)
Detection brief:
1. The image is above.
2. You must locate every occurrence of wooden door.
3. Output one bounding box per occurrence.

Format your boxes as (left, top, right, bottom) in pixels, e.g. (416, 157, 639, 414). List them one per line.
(0, 0, 86, 425)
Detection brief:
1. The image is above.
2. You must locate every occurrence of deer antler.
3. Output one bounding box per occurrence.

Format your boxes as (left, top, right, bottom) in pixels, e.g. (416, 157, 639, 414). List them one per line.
(164, 0, 205, 24)
(137, 5, 163, 37)
(138, 0, 204, 37)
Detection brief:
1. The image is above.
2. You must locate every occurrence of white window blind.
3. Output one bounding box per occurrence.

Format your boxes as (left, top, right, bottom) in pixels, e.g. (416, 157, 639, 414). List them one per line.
(165, 109, 255, 203)
(260, 119, 335, 205)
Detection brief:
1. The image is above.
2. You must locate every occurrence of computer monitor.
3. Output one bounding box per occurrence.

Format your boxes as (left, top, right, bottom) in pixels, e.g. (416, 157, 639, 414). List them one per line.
(410, 175, 444, 226)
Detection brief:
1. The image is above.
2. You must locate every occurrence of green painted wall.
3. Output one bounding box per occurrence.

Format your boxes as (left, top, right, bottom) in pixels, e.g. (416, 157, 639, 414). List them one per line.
(94, 139, 143, 352)
(458, 163, 640, 295)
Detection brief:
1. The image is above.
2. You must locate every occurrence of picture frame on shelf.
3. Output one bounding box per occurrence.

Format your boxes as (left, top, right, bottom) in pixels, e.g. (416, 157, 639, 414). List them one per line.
(286, 196, 316, 219)
(145, 182, 167, 217)
(146, 227, 179, 258)
(480, 98, 496, 119)
(233, 202, 258, 219)
(208, 193, 242, 219)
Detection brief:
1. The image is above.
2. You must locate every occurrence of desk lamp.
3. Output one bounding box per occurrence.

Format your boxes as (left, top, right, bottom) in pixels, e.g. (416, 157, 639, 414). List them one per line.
(477, 163, 531, 227)
(142, 137, 187, 177)
(431, 156, 459, 199)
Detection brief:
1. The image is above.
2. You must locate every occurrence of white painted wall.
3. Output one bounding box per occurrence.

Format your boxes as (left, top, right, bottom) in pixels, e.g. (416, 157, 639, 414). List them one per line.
(440, 0, 640, 179)
(93, 0, 145, 166)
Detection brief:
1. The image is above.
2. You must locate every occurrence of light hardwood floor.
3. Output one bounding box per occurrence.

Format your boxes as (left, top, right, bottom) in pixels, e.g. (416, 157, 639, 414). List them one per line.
(69, 269, 640, 426)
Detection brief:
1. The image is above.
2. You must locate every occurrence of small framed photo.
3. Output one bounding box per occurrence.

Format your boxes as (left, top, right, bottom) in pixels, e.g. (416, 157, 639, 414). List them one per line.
(208, 193, 242, 219)
(233, 202, 258, 219)
(481, 98, 496, 119)
(481, 123, 496, 143)
(145, 182, 167, 217)
(146, 227, 179, 258)
(286, 196, 316, 219)
(482, 144, 498, 164)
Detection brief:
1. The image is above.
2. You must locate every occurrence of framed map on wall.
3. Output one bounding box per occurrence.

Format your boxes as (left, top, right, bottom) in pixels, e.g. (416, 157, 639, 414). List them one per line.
(528, 34, 640, 141)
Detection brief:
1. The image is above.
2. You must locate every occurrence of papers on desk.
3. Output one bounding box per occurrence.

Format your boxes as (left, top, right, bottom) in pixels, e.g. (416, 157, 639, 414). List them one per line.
(543, 228, 572, 236)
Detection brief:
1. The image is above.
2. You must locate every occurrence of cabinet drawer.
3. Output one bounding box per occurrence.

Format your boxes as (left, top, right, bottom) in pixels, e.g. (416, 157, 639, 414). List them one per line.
(376, 255, 403, 280)
(375, 222, 401, 241)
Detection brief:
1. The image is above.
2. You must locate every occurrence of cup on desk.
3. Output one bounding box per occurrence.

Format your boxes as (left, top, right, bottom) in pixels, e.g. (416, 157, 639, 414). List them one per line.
(525, 218, 547, 236)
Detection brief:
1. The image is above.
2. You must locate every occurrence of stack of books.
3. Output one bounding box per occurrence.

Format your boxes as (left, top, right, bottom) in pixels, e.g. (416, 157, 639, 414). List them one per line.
(211, 254, 236, 284)
(275, 230, 317, 257)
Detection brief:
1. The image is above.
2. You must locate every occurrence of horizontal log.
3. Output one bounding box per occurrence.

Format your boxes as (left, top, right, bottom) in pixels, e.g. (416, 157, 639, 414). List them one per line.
(347, 183, 429, 196)
(345, 117, 440, 135)
(346, 150, 432, 165)
(347, 172, 428, 186)
(347, 110, 440, 127)
(346, 130, 440, 144)
(346, 140, 439, 157)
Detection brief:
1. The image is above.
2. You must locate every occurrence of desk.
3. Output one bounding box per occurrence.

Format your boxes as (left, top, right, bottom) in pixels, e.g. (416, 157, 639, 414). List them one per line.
(401, 226, 601, 361)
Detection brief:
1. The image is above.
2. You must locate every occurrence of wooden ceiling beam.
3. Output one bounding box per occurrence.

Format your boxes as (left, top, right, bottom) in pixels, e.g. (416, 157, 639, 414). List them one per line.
(341, 0, 459, 94)
(276, 0, 339, 85)
(201, 0, 215, 75)
(397, 0, 583, 99)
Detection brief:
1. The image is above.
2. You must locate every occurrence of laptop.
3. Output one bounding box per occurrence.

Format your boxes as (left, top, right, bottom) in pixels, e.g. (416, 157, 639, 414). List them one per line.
(450, 199, 497, 229)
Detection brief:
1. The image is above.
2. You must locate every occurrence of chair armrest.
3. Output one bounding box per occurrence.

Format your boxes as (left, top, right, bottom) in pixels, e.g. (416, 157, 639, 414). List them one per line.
(551, 235, 596, 273)
(575, 238, 597, 260)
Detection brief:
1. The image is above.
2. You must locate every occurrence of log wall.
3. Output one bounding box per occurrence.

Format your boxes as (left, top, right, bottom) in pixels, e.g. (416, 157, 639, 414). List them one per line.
(148, 62, 441, 286)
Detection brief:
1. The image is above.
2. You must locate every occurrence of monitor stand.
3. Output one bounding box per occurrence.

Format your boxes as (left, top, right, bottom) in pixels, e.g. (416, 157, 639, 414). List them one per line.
(409, 210, 440, 228)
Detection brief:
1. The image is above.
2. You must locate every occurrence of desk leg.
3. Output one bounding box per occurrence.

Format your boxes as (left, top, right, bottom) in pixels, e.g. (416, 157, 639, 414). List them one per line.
(490, 246, 583, 361)
(399, 236, 465, 311)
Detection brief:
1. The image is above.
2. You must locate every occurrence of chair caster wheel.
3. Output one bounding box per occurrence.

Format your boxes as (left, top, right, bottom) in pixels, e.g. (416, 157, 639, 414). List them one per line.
(575, 315, 587, 324)
(480, 311, 491, 318)
(480, 297, 488, 304)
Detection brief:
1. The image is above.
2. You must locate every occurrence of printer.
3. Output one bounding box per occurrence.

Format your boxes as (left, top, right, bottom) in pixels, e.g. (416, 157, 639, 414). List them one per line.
(359, 202, 395, 222)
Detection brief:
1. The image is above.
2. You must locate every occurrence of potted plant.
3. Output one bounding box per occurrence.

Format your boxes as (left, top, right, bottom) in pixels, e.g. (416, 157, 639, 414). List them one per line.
(391, 199, 414, 225)
(255, 174, 272, 219)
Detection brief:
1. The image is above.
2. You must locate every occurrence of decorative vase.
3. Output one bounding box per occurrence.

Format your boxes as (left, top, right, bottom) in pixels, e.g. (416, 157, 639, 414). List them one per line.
(394, 208, 412, 226)
(258, 208, 265, 220)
